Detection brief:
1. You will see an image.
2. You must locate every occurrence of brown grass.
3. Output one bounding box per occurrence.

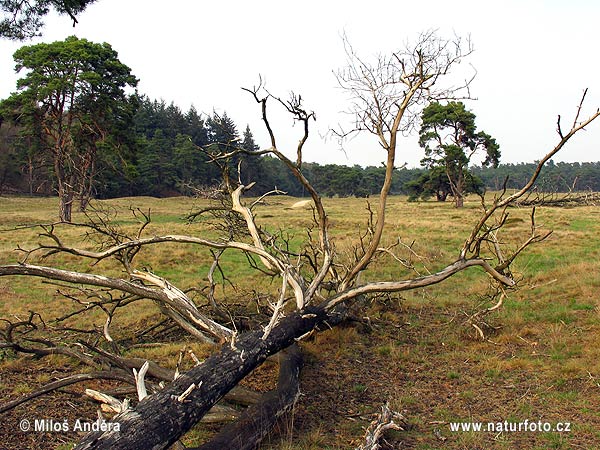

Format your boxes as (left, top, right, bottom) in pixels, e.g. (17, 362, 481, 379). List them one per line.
(1, 194, 599, 449)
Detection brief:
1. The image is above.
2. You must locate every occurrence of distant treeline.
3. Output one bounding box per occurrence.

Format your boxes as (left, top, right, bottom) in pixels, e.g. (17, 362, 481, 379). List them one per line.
(472, 161, 600, 193)
(1, 95, 598, 198)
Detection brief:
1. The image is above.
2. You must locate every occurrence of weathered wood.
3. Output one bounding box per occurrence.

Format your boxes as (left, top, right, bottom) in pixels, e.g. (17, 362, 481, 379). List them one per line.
(0, 371, 133, 414)
(85, 389, 128, 414)
(193, 344, 303, 450)
(200, 404, 241, 423)
(74, 306, 342, 450)
(355, 403, 407, 450)
(226, 385, 262, 406)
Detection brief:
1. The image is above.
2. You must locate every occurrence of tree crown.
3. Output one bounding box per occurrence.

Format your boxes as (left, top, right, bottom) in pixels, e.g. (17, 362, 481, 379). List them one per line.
(419, 101, 500, 168)
(1, 0, 96, 40)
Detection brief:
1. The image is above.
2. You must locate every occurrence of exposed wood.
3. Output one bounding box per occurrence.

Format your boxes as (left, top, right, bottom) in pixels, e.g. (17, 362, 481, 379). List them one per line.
(0, 371, 133, 414)
(355, 403, 407, 450)
(200, 404, 241, 424)
(74, 306, 343, 450)
(85, 388, 241, 424)
(223, 385, 262, 406)
(0, 263, 230, 342)
(323, 257, 515, 312)
(85, 389, 129, 414)
(133, 360, 150, 401)
(230, 184, 273, 271)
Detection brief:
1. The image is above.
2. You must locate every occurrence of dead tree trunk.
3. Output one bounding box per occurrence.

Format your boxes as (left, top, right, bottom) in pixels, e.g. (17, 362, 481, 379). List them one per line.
(74, 306, 342, 450)
(193, 344, 303, 450)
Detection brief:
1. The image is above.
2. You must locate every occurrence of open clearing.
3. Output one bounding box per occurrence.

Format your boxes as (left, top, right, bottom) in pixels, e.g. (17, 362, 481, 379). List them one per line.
(0, 195, 599, 449)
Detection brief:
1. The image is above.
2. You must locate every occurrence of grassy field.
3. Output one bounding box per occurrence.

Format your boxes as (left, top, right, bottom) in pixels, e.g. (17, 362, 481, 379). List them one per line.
(0, 194, 599, 449)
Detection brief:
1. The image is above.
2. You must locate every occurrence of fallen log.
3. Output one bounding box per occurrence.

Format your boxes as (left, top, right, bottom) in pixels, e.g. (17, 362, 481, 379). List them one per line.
(75, 305, 343, 450)
(193, 344, 303, 450)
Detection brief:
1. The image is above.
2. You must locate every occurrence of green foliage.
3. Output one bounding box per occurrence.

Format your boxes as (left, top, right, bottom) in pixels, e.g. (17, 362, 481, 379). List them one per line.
(0, 35, 137, 219)
(405, 166, 483, 202)
(418, 101, 499, 207)
(135, 130, 177, 196)
(0, 121, 34, 194)
(3, 86, 600, 201)
(207, 111, 238, 151)
(405, 166, 451, 201)
(0, 0, 96, 40)
(239, 125, 269, 191)
(472, 159, 600, 192)
(173, 133, 212, 191)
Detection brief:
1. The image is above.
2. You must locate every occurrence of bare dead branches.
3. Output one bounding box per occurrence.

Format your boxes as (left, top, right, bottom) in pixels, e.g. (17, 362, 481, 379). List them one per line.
(0, 371, 134, 414)
(276, 92, 316, 168)
(336, 31, 474, 142)
(514, 190, 600, 208)
(461, 91, 600, 264)
(336, 31, 474, 290)
(356, 403, 407, 450)
(1, 311, 99, 367)
(323, 257, 515, 312)
(241, 82, 334, 306)
(0, 262, 233, 342)
(326, 136, 600, 311)
(0, 31, 598, 450)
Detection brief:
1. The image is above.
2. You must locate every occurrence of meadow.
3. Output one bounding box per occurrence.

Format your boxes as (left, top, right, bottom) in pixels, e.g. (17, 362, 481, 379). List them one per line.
(0, 194, 599, 449)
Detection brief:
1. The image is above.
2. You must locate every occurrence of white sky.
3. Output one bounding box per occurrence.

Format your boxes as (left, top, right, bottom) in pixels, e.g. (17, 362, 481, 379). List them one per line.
(1, 0, 599, 168)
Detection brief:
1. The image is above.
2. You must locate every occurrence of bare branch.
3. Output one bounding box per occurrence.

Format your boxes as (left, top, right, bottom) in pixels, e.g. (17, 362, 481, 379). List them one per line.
(462, 96, 600, 260)
(0, 371, 133, 414)
(133, 361, 150, 401)
(324, 257, 515, 312)
(356, 403, 407, 450)
(86, 389, 130, 414)
(337, 31, 474, 289)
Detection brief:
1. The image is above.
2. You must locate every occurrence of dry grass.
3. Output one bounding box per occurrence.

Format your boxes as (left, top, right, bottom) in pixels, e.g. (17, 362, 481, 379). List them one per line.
(1, 194, 599, 449)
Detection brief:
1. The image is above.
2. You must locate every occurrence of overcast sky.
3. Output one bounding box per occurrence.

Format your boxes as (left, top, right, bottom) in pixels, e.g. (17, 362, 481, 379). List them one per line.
(1, 0, 599, 168)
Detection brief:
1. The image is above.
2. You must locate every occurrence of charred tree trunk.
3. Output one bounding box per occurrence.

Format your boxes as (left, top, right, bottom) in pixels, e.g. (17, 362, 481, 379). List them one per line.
(75, 306, 343, 450)
(193, 344, 303, 450)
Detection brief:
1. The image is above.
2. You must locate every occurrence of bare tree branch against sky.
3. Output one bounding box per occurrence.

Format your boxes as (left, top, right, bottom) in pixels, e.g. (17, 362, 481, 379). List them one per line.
(1, 0, 598, 168)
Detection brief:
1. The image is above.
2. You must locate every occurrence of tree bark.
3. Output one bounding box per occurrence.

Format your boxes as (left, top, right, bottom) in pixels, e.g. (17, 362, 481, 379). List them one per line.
(59, 188, 74, 222)
(455, 194, 464, 208)
(193, 344, 303, 450)
(75, 306, 343, 450)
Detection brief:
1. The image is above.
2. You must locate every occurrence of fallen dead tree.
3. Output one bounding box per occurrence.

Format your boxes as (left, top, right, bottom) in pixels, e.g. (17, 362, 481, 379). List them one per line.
(73, 308, 340, 449)
(513, 190, 600, 208)
(192, 344, 303, 450)
(1, 32, 599, 449)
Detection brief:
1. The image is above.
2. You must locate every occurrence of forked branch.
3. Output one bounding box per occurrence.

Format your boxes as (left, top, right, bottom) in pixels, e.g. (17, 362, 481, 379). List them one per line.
(462, 90, 600, 260)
